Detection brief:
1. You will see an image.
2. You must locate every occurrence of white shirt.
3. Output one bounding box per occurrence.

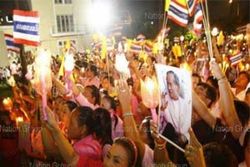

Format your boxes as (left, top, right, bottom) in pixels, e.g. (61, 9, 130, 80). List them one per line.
(160, 95, 191, 140)
(232, 82, 250, 101)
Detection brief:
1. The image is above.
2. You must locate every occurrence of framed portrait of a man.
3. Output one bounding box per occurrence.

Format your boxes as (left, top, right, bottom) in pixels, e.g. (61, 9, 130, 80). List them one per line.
(155, 64, 192, 140)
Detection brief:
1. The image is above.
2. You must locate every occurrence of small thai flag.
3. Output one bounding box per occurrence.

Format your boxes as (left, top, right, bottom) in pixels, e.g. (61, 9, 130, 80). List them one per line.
(13, 10, 40, 46)
(136, 34, 146, 42)
(167, 0, 189, 27)
(4, 34, 20, 53)
(130, 41, 142, 54)
(193, 3, 203, 34)
(144, 41, 153, 54)
(230, 52, 243, 66)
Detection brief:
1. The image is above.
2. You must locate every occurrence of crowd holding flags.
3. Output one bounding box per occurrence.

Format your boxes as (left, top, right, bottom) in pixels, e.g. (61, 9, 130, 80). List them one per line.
(2, 9, 40, 57)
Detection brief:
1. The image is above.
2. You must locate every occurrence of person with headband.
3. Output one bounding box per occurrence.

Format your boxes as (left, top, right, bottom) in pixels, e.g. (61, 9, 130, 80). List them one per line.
(103, 137, 138, 167)
(117, 79, 154, 167)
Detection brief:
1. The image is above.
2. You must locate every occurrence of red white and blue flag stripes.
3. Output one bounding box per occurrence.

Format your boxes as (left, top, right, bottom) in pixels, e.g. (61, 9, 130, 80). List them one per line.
(13, 10, 40, 46)
(167, 0, 189, 27)
(165, 0, 204, 33)
(193, 3, 203, 33)
(230, 52, 243, 66)
(4, 34, 20, 53)
(130, 41, 142, 54)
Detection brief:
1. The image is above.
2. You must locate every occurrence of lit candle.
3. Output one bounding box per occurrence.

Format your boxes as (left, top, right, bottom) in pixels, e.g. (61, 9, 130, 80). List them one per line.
(64, 52, 75, 72)
(140, 76, 160, 123)
(64, 52, 75, 91)
(16, 117, 24, 128)
(115, 53, 130, 77)
(34, 49, 52, 121)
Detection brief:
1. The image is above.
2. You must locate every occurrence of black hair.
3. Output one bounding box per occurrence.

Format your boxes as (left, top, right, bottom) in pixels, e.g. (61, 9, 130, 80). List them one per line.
(103, 95, 118, 129)
(66, 101, 78, 112)
(103, 76, 115, 87)
(203, 142, 238, 167)
(206, 76, 219, 89)
(246, 87, 250, 95)
(166, 70, 180, 87)
(88, 64, 98, 76)
(192, 73, 201, 81)
(197, 82, 217, 107)
(76, 106, 96, 135)
(127, 77, 134, 87)
(94, 108, 113, 145)
(103, 95, 116, 111)
(234, 100, 250, 127)
(85, 85, 101, 105)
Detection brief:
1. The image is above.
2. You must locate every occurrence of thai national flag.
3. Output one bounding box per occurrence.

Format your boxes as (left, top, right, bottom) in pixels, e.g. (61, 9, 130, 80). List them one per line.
(193, 3, 203, 34)
(144, 41, 153, 54)
(4, 34, 20, 53)
(187, 0, 196, 16)
(13, 10, 40, 46)
(230, 52, 243, 66)
(166, 0, 189, 27)
(130, 41, 142, 54)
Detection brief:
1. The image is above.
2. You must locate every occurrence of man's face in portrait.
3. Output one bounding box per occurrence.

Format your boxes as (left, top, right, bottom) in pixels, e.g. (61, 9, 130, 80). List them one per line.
(166, 72, 180, 100)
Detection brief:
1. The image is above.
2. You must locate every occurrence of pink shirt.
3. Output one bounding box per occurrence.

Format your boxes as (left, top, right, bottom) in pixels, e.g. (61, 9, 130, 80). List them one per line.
(77, 156, 103, 167)
(110, 113, 124, 140)
(73, 135, 102, 161)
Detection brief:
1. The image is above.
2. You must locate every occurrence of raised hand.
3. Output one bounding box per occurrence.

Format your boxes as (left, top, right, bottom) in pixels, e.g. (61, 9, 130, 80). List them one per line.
(117, 79, 132, 112)
(209, 59, 225, 80)
(40, 105, 60, 132)
(185, 128, 206, 167)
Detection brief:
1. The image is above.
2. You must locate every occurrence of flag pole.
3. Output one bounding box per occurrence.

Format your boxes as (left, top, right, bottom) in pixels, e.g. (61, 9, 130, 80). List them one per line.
(199, 0, 214, 60)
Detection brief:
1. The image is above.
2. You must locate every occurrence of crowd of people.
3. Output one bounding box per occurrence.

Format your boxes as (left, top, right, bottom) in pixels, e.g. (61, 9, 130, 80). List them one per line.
(0, 26, 249, 167)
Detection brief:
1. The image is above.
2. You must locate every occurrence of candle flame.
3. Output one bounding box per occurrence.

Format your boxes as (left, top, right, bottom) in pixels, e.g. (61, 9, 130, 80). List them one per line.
(140, 76, 160, 108)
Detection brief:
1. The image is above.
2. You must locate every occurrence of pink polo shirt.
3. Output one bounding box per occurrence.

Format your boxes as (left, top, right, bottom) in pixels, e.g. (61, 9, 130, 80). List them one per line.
(110, 113, 124, 140)
(74, 135, 102, 166)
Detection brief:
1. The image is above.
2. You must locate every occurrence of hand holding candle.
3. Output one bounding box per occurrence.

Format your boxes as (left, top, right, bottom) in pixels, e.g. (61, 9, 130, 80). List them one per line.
(16, 116, 24, 128)
(64, 52, 75, 91)
(34, 49, 52, 121)
(140, 76, 160, 123)
(115, 53, 130, 78)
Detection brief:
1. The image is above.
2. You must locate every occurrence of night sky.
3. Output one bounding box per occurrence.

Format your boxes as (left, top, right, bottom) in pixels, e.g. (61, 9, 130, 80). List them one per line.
(115, 0, 250, 38)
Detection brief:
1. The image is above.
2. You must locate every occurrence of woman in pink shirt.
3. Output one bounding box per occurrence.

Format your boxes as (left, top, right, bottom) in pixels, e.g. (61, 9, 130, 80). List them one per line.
(42, 106, 103, 166)
(100, 95, 124, 140)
